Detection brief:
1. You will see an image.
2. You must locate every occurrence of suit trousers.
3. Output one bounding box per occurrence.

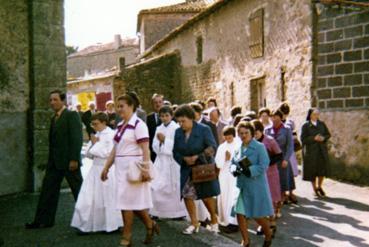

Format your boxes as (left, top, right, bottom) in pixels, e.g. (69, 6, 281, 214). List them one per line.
(34, 163, 83, 225)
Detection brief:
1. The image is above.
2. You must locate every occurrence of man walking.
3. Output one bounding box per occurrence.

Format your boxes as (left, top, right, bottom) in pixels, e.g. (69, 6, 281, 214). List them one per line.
(26, 90, 83, 229)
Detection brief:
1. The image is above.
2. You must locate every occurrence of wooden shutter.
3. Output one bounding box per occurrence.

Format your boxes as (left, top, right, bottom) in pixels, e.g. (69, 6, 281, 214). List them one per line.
(249, 9, 264, 58)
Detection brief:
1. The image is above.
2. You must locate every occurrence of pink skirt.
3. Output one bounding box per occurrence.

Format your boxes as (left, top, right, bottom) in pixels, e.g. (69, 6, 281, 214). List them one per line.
(267, 164, 282, 204)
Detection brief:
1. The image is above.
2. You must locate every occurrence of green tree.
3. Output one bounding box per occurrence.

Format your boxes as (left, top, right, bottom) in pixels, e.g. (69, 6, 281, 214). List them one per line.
(66, 45, 78, 56)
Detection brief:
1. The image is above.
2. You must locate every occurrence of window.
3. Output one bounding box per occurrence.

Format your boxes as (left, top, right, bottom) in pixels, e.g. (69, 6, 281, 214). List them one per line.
(249, 8, 264, 58)
(196, 36, 203, 64)
(250, 77, 266, 112)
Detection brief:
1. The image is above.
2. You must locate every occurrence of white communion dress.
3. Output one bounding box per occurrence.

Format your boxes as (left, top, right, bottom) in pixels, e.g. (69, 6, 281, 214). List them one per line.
(215, 138, 241, 226)
(150, 121, 187, 218)
(71, 127, 122, 232)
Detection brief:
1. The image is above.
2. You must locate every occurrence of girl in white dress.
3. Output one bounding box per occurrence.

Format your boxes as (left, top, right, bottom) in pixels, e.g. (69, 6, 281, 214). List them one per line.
(101, 93, 159, 247)
(71, 112, 122, 233)
(215, 126, 241, 229)
(150, 106, 187, 218)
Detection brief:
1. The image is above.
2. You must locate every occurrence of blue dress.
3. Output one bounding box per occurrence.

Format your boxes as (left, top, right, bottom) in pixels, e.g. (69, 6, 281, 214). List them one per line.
(265, 125, 296, 192)
(233, 139, 274, 218)
(173, 121, 220, 200)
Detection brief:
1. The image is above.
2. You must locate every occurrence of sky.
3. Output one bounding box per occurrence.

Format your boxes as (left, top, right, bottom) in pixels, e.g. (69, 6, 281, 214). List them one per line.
(64, 0, 184, 49)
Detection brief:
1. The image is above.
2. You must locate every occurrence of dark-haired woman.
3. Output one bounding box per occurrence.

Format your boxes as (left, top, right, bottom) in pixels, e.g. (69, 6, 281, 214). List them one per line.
(231, 121, 273, 247)
(301, 108, 331, 197)
(101, 94, 159, 246)
(265, 110, 295, 210)
(173, 104, 220, 234)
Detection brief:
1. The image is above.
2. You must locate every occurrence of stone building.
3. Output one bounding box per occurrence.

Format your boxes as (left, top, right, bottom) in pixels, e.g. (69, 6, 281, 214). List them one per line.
(0, 0, 65, 195)
(137, 0, 214, 54)
(66, 36, 137, 111)
(67, 35, 138, 79)
(116, 0, 369, 183)
(313, 1, 369, 183)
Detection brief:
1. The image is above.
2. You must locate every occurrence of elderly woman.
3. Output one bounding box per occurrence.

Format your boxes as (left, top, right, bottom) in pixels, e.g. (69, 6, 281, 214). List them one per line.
(231, 121, 273, 247)
(101, 93, 159, 247)
(301, 108, 331, 197)
(173, 104, 220, 234)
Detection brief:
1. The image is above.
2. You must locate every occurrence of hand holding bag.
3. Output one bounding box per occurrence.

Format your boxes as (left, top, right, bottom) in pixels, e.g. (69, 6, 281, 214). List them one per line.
(191, 152, 217, 183)
(127, 161, 154, 183)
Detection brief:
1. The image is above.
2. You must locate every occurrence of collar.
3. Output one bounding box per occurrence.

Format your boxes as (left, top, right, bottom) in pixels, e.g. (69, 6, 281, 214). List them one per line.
(55, 106, 66, 117)
(117, 113, 139, 127)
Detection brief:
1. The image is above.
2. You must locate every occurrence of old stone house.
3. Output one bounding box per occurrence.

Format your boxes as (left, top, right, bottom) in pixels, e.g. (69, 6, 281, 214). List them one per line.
(66, 35, 137, 111)
(116, 0, 369, 183)
(137, 0, 214, 54)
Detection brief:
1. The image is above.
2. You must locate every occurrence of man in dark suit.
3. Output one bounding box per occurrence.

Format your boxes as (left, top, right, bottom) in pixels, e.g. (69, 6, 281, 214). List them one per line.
(190, 102, 219, 146)
(147, 93, 164, 162)
(26, 90, 83, 229)
(81, 101, 96, 139)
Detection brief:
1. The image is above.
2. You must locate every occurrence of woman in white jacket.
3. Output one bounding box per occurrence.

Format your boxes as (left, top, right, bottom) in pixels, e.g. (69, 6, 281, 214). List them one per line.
(71, 112, 122, 233)
(150, 106, 186, 219)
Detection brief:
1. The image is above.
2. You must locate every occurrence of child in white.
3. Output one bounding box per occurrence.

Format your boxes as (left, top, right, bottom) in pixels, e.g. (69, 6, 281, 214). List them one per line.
(215, 126, 241, 227)
(150, 106, 187, 218)
(71, 112, 122, 232)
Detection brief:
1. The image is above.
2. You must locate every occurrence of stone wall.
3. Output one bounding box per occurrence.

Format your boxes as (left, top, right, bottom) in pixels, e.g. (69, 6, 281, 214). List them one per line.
(114, 52, 182, 111)
(140, 13, 197, 53)
(149, 0, 313, 131)
(67, 47, 138, 78)
(0, 0, 30, 195)
(0, 0, 66, 195)
(314, 3, 369, 184)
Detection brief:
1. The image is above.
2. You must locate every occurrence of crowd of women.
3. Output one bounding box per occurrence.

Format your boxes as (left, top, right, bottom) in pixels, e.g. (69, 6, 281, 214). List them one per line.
(70, 93, 331, 247)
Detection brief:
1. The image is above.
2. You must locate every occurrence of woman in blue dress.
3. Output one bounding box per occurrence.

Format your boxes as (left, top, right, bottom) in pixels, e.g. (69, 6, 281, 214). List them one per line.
(173, 104, 220, 235)
(231, 121, 273, 247)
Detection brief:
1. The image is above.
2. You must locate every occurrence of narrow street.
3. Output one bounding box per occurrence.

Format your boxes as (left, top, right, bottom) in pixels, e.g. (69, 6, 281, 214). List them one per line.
(1, 155, 368, 247)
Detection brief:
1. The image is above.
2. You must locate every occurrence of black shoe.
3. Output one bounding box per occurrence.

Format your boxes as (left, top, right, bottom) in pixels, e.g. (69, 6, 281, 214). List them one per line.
(289, 195, 298, 204)
(318, 188, 326, 197)
(25, 222, 54, 229)
(314, 189, 321, 197)
(219, 224, 239, 234)
(76, 230, 90, 236)
(270, 225, 277, 238)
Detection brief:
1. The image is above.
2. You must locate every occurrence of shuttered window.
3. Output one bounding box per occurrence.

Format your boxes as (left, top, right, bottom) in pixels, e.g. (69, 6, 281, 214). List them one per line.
(249, 8, 264, 58)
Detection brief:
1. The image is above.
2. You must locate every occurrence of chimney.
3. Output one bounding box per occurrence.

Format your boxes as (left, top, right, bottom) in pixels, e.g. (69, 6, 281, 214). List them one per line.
(114, 34, 122, 49)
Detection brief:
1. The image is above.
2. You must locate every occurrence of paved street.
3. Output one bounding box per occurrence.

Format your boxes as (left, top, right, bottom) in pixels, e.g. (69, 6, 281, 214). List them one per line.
(1, 156, 369, 247)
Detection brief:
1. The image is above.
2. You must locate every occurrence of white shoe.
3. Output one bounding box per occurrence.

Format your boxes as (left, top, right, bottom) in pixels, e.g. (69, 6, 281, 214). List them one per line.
(209, 223, 219, 233)
(182, 223, 200, 235)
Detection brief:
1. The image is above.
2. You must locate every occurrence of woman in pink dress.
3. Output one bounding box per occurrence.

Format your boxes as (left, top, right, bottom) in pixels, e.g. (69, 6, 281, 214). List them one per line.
(252, 120, 283, 235)
(101, 93, 159, 247)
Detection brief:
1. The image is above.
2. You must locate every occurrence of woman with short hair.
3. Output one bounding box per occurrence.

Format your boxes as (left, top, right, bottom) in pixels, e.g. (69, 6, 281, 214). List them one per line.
(173, 104, 220, 234)
(231, 121, 273, 247)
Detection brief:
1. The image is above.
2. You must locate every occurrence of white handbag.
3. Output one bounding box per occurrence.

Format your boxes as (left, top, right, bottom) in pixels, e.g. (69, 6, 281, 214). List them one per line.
(127, 161, 154, 183)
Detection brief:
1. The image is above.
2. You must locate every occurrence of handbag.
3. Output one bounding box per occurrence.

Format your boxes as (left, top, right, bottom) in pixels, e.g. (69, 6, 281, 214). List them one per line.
(191, 152, 217, 183)
(127, 161, 154, 183)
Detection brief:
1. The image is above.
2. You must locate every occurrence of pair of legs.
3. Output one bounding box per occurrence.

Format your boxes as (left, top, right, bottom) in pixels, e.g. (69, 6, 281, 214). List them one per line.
(184, 197, 218, 226)
(311, 176, 325, 197)
(33, 165, 82, 225)
(121, 209, 154, 240)
(237, 214, 272, 245)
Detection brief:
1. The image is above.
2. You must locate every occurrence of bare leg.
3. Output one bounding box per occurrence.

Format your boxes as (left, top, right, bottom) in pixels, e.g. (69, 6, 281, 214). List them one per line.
(122, 211, 134, 240)
(237, 214, 249, 245)
(134, 210, 153, 229)
(255, 217, 272, 241)
(184, 198, 198, 226)
(202, 197, 218, 224)
(318, 176, 324, 188)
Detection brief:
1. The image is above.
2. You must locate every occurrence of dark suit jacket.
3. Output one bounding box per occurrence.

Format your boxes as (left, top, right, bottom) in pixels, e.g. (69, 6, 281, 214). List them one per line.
(201, 118, 219, 146)
(49, 109, 83, 170)
(81, 110, 96, 136)
(147, 112, 161, 161)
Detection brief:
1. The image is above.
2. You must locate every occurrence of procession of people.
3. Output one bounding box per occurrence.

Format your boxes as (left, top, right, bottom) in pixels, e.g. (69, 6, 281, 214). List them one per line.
(25, 90, 331, 247)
